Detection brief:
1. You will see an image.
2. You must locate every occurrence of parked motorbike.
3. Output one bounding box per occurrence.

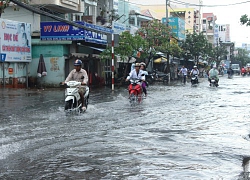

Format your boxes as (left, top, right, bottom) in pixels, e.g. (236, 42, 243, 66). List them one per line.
(128, 78, 143, 106)
(61, 81, 89, 115)
(191, 74, 198, 86)
(146, 74, 154, 85)
(210, 77, 218, 87)
(148, 70, 169, 85)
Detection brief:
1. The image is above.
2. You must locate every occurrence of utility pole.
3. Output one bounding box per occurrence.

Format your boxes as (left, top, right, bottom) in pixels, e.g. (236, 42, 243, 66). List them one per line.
(166, 0, 170, 83)
(199, 0, 202, 33)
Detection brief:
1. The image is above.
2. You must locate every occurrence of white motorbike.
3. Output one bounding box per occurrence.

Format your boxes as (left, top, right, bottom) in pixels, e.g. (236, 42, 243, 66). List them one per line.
(63, 81, 89, 114)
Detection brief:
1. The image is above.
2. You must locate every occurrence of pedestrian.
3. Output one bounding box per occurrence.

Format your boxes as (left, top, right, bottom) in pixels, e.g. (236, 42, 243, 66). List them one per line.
(178, 65, 188, 84)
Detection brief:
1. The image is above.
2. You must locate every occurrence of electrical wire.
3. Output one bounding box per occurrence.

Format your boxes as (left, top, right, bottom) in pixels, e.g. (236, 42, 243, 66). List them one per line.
(171, 0, 250, 7)
(128, 0, 250, 7)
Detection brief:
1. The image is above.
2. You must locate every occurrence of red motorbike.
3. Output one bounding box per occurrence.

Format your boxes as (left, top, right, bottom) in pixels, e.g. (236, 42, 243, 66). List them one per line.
(128, 78, 143, 106)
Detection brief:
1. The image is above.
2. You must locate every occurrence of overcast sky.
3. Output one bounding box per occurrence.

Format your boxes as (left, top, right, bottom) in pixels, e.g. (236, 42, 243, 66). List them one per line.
(128, 0, 250, 47)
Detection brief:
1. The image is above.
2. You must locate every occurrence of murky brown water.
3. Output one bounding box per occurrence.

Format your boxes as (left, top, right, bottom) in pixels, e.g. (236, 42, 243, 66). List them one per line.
(1, 76, 250, 179)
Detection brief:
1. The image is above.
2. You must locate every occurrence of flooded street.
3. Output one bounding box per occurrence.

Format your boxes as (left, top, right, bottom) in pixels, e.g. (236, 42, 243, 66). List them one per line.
(1, 75, 250, 179)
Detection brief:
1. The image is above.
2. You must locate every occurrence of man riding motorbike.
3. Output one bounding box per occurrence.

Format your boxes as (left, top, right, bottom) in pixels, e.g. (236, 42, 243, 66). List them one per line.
(190, 65, 199, 83)
(208, 65, 219, 86)
(140, 62, 148, 97)
(126, 63, 145, 97)
(62, 59, 88, 111)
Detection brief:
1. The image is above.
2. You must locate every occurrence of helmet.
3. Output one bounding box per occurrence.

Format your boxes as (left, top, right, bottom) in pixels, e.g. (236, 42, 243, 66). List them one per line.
(135, 63, 141, 67)
(74, 59, 82, 66)
(140, 62, 146, 66)
(194, 65, 197, 68)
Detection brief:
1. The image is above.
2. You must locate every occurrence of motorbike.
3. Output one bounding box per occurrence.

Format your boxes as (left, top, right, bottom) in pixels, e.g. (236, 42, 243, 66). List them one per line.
(128, 78, 143, 106)
(210, 77, 218, 87)
(62, 81, 89, 114)
(146, 73, 154, 85)
(148, 70, 169, 85)
(191, 74, 198, 86)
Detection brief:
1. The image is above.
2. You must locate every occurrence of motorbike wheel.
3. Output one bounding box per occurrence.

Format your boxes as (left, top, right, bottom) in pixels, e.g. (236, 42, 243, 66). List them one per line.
(147, 76, 154, 85)
(84, 95, 89, 109)
(129, 94, 137, 106)
(65, 100, 73, 110)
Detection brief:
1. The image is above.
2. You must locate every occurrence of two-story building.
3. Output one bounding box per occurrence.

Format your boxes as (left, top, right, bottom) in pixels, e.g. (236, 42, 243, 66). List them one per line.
(0, 0, 157, 88)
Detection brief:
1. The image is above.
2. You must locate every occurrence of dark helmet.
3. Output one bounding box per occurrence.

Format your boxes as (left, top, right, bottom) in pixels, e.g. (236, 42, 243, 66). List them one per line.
(74, 59, 82, 66)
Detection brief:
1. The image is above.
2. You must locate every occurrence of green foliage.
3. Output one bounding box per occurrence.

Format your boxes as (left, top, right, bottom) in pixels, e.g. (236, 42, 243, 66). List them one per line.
(240, 14, 250, 26)
(210, 45, 228, 66)
(100, 31, 147, 62)
(234, 48, 250, 65)
(181, 32, 211, 62)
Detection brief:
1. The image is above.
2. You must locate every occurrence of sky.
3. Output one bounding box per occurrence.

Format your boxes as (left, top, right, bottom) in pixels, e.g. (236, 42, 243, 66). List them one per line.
(128, 0, 250, 47)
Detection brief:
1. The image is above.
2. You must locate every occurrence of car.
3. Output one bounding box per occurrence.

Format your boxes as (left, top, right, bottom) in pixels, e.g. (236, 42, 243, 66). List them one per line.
(231, 64, 240, 75)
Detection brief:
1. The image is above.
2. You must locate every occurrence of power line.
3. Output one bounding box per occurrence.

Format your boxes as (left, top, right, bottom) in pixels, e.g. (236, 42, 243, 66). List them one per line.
(171, 0, 250, 7)
(127, 0, 250, 7)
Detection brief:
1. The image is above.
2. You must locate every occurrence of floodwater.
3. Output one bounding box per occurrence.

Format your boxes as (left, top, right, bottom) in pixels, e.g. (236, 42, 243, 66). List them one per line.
(1, 75, 250, 180)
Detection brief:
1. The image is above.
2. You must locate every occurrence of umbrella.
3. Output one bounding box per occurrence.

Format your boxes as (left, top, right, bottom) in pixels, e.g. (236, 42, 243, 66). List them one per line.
(37, 54, 47, 77)
(154, 57, 168, 63)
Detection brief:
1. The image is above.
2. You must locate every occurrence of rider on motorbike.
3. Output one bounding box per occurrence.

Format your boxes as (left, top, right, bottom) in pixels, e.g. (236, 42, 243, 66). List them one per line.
(62, 59, 88, 111)
(190, 65, 199, 83)
(140, 62, 148, 96)
(208, 65, 219, 86)
(126, 63, 145, 96)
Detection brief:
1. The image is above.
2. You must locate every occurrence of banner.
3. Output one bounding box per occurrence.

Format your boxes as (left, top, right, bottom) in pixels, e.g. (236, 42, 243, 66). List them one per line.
(0, 19, 31, 62)
(40, 21, 112, 45)
(40, 21, 85, 41)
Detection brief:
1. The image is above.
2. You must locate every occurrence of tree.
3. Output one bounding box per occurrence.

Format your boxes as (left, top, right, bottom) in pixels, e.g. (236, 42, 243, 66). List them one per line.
(240, 14, 250, 26)
(234, 48, 250, 65)
(137, 19, 182, 73)
(181, 33, 211, 67)
(210, 44, 228, 67)
(100, 31, 147, 85)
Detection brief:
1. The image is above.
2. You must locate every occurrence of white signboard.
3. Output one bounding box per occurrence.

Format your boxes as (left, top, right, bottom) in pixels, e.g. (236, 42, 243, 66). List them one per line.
(112, 21, 126, 35)
(0, 19, 31, 62)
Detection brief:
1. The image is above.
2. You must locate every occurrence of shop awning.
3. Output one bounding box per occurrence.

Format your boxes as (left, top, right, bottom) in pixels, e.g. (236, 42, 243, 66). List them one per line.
(154, 57, 168, 63)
